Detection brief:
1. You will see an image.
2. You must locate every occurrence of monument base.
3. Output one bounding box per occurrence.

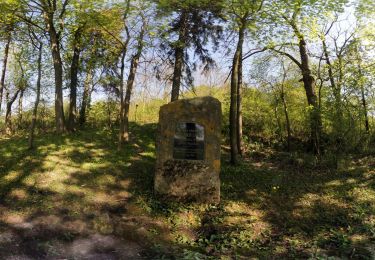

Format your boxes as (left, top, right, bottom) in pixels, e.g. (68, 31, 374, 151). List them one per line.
(154, 96, 221, 204)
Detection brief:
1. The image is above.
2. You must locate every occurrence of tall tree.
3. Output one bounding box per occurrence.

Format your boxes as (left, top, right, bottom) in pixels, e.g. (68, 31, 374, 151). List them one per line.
(156, 0, 224, 102)
(123, 12, 148, 142)
(67, 27, 83, 132)
(227, 0, 263, 164)
(266, 0, 347, 154)
(0, 27, 12, 114)
(29, 41, 43, 149)
(40, 0, 69, 133)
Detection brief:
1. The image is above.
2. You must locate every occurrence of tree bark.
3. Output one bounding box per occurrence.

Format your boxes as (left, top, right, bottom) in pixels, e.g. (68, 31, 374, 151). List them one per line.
(322, 38, 344, 147)
(29, 42, 43, 149)
(279, 14, 322, 154)
(118, 48, 127, 146)
(230, 24, 245, 165)
(67, 29, 82, 132)
(360, 84, 370, 133)
(123, 24, 145, 142)
(237, 48, 243, 156)
(356, 52, 370, 133)
(17, 89, 24, 128)
(79, 69, 92, 126)
(300, 46, 321, 154)
(281, 88, 291, 151)
(117, 0, 131, 147)
(171, 11, 188, 102)
(291, 19, 321, 154)
(43, 8, 65, 133)
(5, 89, 21, 135)
(0, 31, 11, 113)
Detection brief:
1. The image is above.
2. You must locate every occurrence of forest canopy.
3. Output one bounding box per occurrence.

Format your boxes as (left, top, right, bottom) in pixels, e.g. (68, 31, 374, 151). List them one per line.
(0, 0, 374, 157)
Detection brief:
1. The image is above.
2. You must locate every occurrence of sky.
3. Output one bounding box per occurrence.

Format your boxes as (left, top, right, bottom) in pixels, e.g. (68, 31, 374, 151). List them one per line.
(0, 1, 373, 116)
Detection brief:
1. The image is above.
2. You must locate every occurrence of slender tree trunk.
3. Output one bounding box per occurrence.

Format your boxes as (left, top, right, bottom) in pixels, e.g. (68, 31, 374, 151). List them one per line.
(79, 69, 92, 126)
(5, 89, 20, 135)
(107, 94, 112, 128)
(67, 30, 82, 132)
(171, 11, 188, 102)
(356, 55, 370, 133)
(123, 25, 145, 142)
(18, 89, 24, 128)
(360, 84, 370, 133)
(118, 49, 127, 147)
(237, 48, 243, 156)
(274, 102, 282, 142)
(322, 38, 344, 149)
(29, 43, 43, 149)
(0, 31, 11, 113)
(44, 13, 65, 133)
(281, 90, 291, 151)
(230, 24, 245, 165)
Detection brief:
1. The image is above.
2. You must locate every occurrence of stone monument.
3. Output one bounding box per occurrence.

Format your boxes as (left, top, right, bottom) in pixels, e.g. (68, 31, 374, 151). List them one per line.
(154, 96, 221, 203)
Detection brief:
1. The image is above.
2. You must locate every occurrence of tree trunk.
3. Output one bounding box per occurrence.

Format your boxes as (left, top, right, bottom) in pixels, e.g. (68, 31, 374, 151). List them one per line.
(287, 17, 321, 154)
(29, 42, 43, 149)
(18, 89, 24, 128)
(230, 24, 245, 165)
(356, 55, 370, 133)
(79, 69, 92, 126)
(360, 84, 370, 133)
(281, 89, 291, 151)
(44, 13, 65, 133)
(5, 89, 20, 135)
(123, 25, 145, 142)
(0, 31, 11, 113)
(171, 11, 188, 102)
(118, 48, 127, 147)
(322, 38, 343, 142)
(107, 94, 112, 128)
(298, 37, 321, 154)
(67, 29, 82, 132)
(237, 48, 243, 156)
(274, 101, 282, 142)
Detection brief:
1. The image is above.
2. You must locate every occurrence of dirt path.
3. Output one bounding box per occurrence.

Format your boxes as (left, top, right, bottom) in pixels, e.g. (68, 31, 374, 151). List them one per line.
(0, 211, 147, 259)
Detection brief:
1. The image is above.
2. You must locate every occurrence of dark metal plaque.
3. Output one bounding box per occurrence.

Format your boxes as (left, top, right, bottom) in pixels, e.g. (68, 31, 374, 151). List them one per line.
(173, 122, 204, 160)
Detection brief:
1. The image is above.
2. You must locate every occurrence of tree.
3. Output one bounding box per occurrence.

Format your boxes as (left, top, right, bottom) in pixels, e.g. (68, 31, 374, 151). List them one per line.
(28, 40, 43, 149)
(226, 0, 263, 164)
(4, 48, 28, 135)
(39, 0, 69, 133)
(123, 9, 148, 142)
(66, 26, 83, 132)
(0, 0, 18, 113)
(265, 0, 348, 154)
(0, 26, 12, 114)
(156, 0, 224, 102)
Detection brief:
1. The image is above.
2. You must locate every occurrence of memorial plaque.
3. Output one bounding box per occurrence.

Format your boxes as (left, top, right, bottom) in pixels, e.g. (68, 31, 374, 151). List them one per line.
(173, 122, 204, 160)
(155, 96, 221, 203)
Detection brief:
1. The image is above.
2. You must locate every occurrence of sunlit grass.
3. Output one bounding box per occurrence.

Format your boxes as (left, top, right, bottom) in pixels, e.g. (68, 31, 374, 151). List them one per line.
(0, 124, 374, 259)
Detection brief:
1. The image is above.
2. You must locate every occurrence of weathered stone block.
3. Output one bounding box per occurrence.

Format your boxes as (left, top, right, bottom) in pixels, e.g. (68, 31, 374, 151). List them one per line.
(154, 96, 221, 203)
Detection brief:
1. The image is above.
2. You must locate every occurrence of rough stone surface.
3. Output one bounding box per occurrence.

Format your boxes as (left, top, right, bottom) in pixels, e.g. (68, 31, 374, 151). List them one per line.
(154, 96, 221, 203)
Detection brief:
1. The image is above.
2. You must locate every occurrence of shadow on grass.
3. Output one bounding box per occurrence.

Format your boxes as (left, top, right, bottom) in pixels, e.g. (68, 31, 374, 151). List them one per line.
(0, 123, 159, 259)
(214, 153, 375, 258)
(0, 124, 373, 259)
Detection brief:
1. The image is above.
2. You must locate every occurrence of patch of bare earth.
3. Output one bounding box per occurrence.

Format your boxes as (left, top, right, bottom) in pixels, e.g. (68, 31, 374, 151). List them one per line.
(0, 208, 148, 259)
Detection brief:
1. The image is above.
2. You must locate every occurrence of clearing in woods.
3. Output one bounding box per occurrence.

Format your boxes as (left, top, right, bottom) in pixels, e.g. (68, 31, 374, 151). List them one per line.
(0, 124, 374, 259)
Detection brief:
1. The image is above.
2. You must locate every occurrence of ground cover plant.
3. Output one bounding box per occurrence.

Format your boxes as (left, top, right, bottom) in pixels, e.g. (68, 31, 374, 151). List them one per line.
(0, 0, 374, 258)
(0, 124, 373, 259)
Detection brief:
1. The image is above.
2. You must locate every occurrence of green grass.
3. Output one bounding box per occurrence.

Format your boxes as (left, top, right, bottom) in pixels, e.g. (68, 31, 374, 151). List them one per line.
(0, 124, 374, 259)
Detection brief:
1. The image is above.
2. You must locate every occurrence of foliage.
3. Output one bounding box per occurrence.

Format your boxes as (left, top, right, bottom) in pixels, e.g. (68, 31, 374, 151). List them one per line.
(0, 124, 373, 258)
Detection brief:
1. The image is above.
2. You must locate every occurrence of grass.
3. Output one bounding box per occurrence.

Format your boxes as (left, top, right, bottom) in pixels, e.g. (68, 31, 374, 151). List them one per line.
(0, 123, 374, 259)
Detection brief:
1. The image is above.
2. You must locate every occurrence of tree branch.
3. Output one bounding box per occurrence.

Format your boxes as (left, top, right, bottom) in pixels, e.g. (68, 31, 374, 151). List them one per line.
(270, 48, 302, 69)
